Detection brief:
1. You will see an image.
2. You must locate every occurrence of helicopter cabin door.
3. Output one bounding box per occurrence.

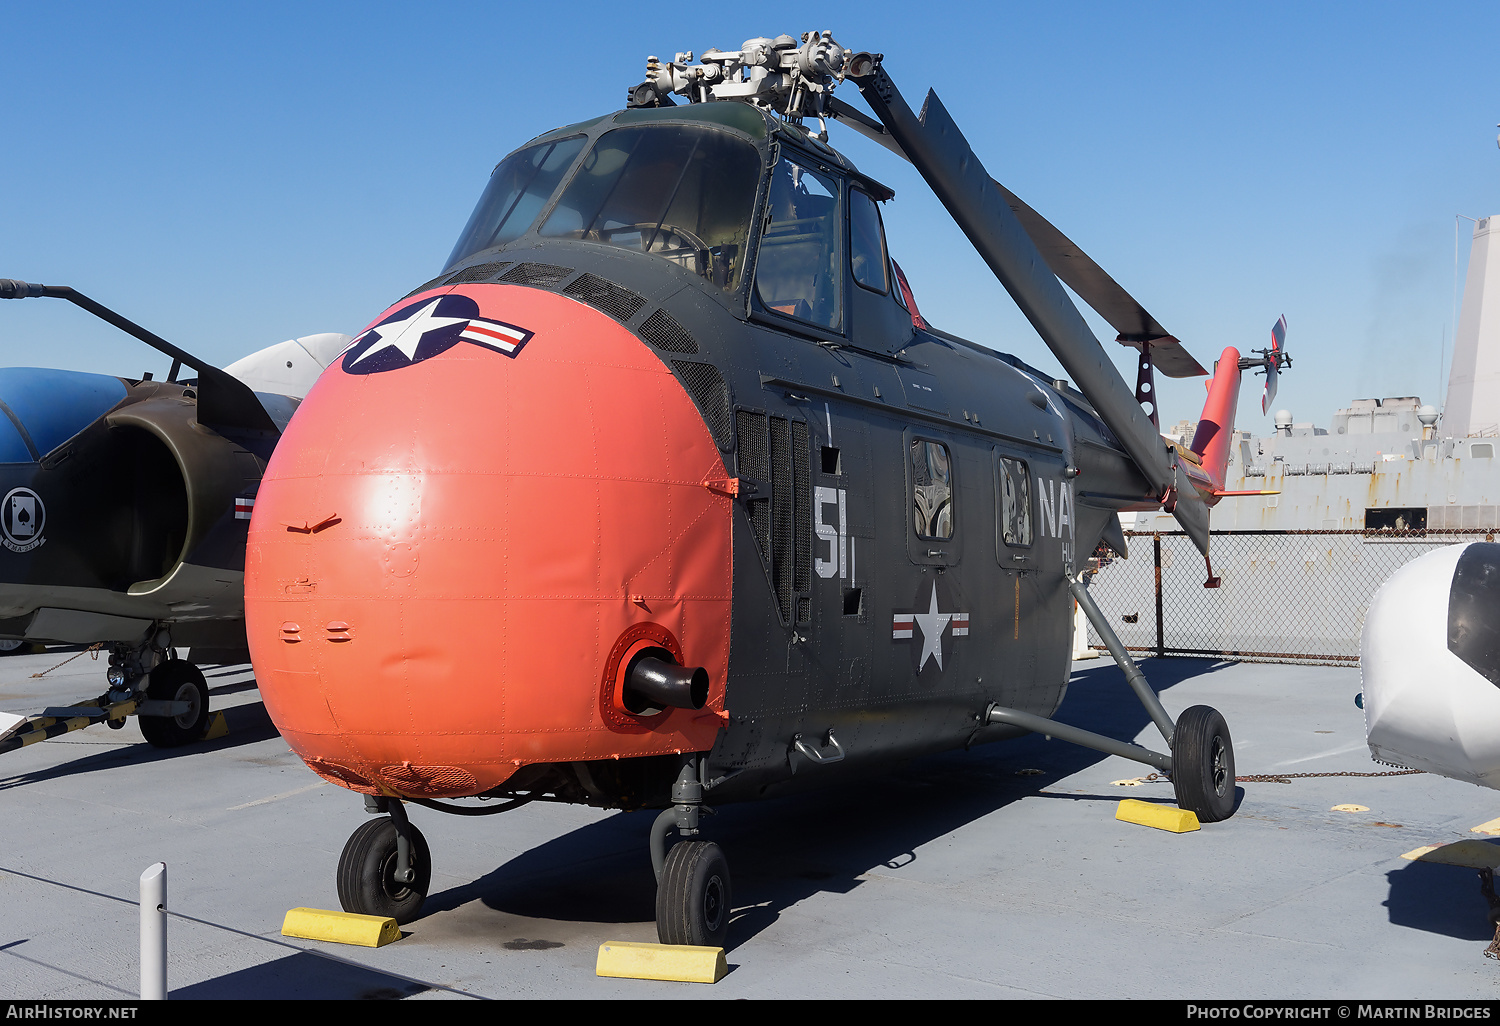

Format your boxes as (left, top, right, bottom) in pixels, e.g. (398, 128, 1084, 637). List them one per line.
(994, 446, 1072, 695)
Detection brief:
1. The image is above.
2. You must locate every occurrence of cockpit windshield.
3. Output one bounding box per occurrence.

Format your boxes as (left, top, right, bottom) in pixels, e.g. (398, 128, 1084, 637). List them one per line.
(539, 125, 761, 291)
(446, 136, 588, 269)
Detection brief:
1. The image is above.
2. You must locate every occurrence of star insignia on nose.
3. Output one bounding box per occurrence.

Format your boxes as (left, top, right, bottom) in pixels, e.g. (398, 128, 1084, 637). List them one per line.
(341, 292, 535, 374)
(349, 298, 469, 367)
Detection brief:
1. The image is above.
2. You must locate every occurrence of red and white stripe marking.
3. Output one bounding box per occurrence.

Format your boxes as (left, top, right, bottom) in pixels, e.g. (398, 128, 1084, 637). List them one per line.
(892, 614, 914, 640)
(951, 613, 970, 637)
(460, 321, 528, 353)
(235, 497, 255, 520)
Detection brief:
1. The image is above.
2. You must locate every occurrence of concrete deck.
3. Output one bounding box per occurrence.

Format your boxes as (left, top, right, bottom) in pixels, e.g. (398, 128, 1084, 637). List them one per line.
(1, 647, 1496, 999)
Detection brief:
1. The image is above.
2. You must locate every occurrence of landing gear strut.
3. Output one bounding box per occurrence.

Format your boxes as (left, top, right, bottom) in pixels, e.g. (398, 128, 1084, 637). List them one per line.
(109, 628, 212, 749)
(650, 756, 731, 947)
(985, 577, 1239, 822)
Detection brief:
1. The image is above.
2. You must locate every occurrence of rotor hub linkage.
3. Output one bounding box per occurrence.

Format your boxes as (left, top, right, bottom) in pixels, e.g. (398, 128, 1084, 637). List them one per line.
(628, 31, 848, 123)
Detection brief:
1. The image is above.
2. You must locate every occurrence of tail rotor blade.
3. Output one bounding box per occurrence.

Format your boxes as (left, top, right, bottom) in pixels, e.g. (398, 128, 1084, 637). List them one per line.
(1261, 315, 1287, 415)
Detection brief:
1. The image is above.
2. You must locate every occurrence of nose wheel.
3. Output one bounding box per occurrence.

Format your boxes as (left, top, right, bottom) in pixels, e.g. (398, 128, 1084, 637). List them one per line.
(656, 839, 731, 947)
(138, 659, 211, 748)
(336, 815, 431, 924)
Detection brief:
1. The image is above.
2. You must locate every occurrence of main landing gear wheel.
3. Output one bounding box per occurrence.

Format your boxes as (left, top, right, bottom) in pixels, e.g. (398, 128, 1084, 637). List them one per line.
(336, 817, 431, 925)
(1172, 704, 1237, 822)
(138, 659, 210, 748)
(656, 840, 731, 947)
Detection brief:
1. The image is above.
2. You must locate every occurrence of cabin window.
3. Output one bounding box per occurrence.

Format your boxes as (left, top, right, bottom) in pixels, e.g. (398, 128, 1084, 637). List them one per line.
(755, 157, 843, 330)
(446, 136, 587, 267)
(998, 456, 1033, 547)
(1365, 507, 1426, 531)
(890, 258, 909, 311)
(910, 439, 953, 540)
(849, 189, 889, 294)
(537, 125, 760, 291)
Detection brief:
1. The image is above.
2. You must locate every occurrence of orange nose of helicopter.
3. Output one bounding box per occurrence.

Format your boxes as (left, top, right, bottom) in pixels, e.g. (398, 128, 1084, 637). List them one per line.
(244, 283, 733, 798)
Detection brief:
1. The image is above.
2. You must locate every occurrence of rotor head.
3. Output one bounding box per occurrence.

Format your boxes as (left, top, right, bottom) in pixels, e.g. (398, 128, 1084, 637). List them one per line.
(628, 31, 850, 123)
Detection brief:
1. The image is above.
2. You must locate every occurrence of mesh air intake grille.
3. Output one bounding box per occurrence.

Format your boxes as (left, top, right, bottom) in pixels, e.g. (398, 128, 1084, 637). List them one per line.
(671, 361, 731, 448)
(403, 274, 453, 299)
(735, 411, 771, 581)
(446, 260, 512, 285)
(792, 420, 811, 612)
(770, 416, 795, 623)
(563, 273, 647, 322)
(500, 262, 573, 288)
(638, 308, 699, 354)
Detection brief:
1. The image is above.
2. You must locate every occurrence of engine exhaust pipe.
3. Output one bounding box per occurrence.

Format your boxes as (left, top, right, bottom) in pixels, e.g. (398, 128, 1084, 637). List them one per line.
(623, 653, 709, 713)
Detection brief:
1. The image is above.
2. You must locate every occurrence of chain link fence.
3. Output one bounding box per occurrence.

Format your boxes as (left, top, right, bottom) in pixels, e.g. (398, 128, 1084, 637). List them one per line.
(1085, 529, 1497, 665)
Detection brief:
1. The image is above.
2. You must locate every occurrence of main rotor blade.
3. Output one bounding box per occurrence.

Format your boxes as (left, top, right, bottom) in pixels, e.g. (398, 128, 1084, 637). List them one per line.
(844, 57, 1211, 556)
(827, 96, 1205, 379)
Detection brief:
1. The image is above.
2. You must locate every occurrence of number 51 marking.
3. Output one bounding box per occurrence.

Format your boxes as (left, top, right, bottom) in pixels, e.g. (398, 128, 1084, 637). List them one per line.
(815, 485, 847, 579)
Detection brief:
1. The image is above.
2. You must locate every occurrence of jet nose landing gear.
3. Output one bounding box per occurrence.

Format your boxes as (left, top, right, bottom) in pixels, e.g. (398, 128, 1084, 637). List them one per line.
(137, 659, 211, 748)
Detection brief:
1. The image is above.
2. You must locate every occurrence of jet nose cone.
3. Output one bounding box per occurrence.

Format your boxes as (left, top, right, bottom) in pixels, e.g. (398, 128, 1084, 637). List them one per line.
(244, 283, 733, 798)
(1362, 543, 1500, 788)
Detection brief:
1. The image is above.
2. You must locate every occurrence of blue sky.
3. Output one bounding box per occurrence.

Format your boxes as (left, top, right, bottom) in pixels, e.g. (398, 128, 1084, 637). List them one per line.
(3, 1, 1497, 433)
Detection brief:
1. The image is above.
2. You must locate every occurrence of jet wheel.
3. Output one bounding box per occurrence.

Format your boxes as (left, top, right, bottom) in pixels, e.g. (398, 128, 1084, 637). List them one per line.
(138, 660, 210, 748)
(1171, 704, 1237, 822)
(656, 840, 731, 947)
(336, 817, 431, 925)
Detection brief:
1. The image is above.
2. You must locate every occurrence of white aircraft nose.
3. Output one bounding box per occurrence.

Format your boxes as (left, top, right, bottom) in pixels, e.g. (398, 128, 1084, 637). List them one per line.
(1362, 542, 1500, 789)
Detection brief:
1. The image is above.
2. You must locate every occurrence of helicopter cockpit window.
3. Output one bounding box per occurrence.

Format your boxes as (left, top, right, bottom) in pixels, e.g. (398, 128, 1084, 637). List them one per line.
(890, 258, 909, 311)
(446, 136, 587, 268)
(539, 125, 760, 291)
(755, 157, 843, 330)
(911, 439, 954, 540)
(849, 189, 889, 294)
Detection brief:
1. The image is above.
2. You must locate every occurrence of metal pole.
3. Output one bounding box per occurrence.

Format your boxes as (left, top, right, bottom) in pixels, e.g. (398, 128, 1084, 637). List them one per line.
(1154, 534, 1165, 659)
(140, 862, 166, 1000)
(986, 704, 1172, 771)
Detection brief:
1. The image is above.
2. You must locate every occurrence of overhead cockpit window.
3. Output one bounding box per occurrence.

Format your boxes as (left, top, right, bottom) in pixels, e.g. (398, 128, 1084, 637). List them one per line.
(756, 157, 842, 330)
(911, 439, 954, 540)
(849, 189, 889, 294)
(446, 136, 587, 268)
(539, 125, 760, 291)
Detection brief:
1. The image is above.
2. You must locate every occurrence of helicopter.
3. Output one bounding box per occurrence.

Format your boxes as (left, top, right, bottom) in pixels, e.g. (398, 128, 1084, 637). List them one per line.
(0, 277, 347, 748)
(243, 32, 1287, 947)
